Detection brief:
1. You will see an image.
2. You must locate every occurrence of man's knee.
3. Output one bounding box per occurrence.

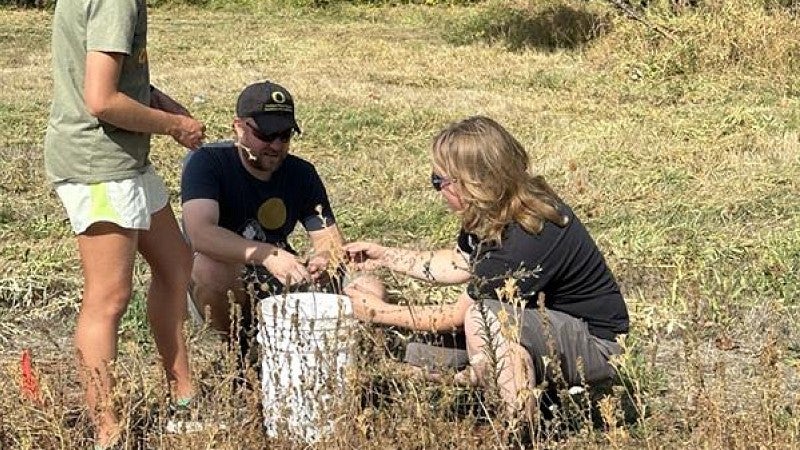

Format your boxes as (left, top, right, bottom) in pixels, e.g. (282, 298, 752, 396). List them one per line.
(192, 253, 240, 294)
(190, 254, 245, 323)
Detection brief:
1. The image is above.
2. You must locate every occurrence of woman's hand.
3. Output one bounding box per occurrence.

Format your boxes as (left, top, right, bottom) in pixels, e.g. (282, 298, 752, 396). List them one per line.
(167, 115, 205, 150)
(344, 279, 387, 321)
(151, 88, 205, 149)
(343, 241, 386, 271)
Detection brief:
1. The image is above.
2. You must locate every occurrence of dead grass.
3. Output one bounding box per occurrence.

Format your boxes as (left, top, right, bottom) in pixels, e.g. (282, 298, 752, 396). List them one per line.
(1, 1, 799, 448)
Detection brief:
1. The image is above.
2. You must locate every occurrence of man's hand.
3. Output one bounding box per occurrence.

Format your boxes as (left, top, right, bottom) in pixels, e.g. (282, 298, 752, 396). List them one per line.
(262, 247, 311, 287)
(343, 242, 386, 271)
(306, 251, 331, 281)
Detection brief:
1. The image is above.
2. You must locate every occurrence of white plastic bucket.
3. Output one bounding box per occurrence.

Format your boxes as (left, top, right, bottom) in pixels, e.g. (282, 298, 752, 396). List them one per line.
(257, 292, 354, 441)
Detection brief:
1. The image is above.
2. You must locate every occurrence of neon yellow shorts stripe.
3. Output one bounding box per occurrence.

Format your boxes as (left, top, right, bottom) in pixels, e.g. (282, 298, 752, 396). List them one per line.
(89, 183, 121, 222)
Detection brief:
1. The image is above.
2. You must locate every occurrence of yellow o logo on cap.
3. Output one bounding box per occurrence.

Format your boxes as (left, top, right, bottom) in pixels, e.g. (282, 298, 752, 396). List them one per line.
(257, 198, 287, 230)
(272, 91, 286, 103)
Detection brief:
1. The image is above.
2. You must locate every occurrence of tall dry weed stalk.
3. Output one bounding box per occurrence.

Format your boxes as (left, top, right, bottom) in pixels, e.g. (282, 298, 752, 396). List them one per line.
(758, 327, 781, 445)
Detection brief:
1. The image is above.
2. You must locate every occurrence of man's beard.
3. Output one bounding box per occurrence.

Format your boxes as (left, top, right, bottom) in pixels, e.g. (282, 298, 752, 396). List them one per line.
(236, 142, 284, 172)
(235, 141, 257, 161)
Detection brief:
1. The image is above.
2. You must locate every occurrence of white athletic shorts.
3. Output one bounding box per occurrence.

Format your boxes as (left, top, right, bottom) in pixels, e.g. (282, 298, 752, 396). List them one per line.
(54, 165, 169, 234)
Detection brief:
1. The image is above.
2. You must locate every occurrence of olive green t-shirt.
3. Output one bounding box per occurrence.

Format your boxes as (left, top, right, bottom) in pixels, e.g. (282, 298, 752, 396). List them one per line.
(44, 0, 151, 184)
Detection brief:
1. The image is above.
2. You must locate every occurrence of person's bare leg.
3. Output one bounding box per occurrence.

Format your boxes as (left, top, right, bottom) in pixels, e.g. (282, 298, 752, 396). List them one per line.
(463, 303, 535, 418)
(138, 205, 194, 399)
(75, 222, 137, 446)
(191, 252, 244, 334)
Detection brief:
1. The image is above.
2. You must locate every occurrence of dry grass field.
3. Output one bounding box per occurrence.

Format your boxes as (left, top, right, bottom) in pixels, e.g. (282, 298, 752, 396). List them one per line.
(1, 0, 799, 448)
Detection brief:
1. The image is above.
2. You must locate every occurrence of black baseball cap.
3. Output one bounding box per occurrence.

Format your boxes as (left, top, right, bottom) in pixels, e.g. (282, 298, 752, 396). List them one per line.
(236, 81, 301, 135)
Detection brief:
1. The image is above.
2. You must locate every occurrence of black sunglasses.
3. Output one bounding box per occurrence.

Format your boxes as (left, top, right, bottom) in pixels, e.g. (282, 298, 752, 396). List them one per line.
(430, 172, 453, 191)
(245, 122, 294, 143)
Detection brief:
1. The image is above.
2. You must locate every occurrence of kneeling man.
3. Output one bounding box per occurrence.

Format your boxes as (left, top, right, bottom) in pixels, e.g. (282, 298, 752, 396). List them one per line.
(181, 81, 352, 363)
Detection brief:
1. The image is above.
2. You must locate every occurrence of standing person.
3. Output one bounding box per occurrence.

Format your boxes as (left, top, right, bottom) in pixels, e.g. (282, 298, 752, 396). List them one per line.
(44, 0, 204, 446)
(181, 81, 360, 367)
(344, 116, 629, 420)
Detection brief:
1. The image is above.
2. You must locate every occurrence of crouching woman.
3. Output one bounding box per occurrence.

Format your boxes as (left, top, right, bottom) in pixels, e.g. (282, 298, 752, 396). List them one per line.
(344, 116, 629, 417)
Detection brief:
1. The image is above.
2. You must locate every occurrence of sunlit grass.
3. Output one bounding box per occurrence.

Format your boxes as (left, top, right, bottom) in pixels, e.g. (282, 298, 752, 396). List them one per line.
(1, 1, 799, 448)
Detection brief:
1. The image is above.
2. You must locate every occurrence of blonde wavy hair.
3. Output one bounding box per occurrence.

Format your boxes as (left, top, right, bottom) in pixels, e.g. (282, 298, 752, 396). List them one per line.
(431, 116, 568, 242)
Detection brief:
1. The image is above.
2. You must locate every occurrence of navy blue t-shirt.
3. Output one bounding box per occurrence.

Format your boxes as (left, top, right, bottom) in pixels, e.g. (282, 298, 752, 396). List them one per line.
(181, 142, 335, 253)
(458, 203, 629, 341)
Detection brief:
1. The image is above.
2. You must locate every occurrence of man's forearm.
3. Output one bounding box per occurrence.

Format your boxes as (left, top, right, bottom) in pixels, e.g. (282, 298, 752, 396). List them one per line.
(191, 225, 279, 266)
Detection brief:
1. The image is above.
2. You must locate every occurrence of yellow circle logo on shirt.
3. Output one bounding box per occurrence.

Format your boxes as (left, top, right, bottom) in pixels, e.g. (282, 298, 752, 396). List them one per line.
(257, 198, 287, 230)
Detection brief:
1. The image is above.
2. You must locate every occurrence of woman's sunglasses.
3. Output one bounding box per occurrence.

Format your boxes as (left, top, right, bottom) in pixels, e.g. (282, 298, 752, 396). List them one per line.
(245, 122, 294, 143)
(430, 172, 454, 191)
